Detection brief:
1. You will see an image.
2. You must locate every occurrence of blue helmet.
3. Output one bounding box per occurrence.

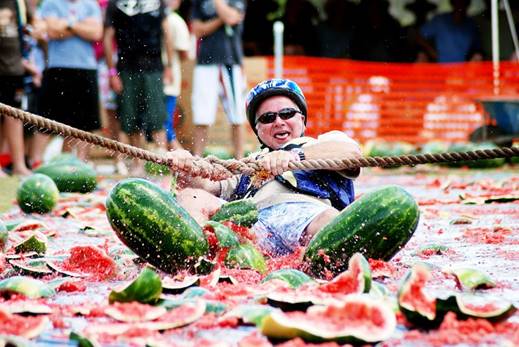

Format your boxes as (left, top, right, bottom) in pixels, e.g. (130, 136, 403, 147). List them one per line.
(245, 79, 307, 133)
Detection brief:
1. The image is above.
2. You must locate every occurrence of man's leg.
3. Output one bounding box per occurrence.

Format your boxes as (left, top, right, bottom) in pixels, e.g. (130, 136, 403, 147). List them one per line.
(220, 65, 245, 159)
(192, 125, 209, 157)
(231, 124, 243, 159)
(192, 65, 218, 157)
(128, 132, 145, 175)
(176, 187, 224, 225)
(300, 207, 340, 245)
(4, 114, 31, 175)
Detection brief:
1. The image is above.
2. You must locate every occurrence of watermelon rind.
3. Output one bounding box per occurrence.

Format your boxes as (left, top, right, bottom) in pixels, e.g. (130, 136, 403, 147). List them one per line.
(262, 269, 315, 288)
(104, 302, 167, 322)
(437, 293, 517, 322)
(0, 276, 55, 299)
(225, 243, 267, 274)
(14, 232, 47, 255)
(69, 331, 100, 347)
(0, 307, 50, 339)
(447, 267, 496, 291)
(304, 185, 419, 277)
(398, 262, 440, 327)
(109, 267, 162, 304)
(16, 174, 59, 214)
(106, 178, 209, 273)
(319, 252, 372, 294)
(260, 294, 396, 344)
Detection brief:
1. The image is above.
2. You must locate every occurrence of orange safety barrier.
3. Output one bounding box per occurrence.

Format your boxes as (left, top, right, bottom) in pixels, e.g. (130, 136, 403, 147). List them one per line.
(266, 57, 519, 144)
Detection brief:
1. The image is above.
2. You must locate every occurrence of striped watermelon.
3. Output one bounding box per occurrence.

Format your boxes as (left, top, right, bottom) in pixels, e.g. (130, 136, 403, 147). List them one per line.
(106, 178, 209, 273)
(304, 185, 419, 277)
(16, 174, 59, 214)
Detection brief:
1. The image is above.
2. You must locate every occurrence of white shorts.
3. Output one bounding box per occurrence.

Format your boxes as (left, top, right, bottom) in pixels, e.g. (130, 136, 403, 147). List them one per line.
(191, 64, 246, 125)
(252, 202, 329, 257)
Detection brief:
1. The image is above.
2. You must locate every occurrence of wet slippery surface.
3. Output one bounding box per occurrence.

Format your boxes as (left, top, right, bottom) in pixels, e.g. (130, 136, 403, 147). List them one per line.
(0, 168, 518, 346)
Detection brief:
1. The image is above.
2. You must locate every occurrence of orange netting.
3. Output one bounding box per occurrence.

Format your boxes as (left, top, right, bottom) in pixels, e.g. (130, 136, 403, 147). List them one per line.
(266, 57, 519, 144)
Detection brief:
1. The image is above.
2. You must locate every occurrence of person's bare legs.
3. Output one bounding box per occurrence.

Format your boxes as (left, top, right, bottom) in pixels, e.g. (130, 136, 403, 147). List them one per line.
(128, 132, 145, 176)
(28, 132, 50, 167)
(4, 117, 31, 175)
(231, 124, 243, 159)
(176, 187, 224, 225)
(62, 137, 91, 161)
(151, 129, 167, 151)
(105, 108, 128, 174)
(300, 207, 340, 245)
(192, 125, 209, 157)
(167, 138, 183, 151)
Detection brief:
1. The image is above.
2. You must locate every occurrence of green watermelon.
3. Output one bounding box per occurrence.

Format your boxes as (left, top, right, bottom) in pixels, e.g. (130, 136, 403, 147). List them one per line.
(106, 178, 209, 273)
(16, 174, 59, 214)
(210, 199, 258, 227)
(303, 185, 419, 277)
(35, 161, 97, 193)
(48, 153, 83, 165)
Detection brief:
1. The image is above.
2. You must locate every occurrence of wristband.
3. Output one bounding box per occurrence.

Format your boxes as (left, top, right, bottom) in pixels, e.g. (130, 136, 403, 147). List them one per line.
(108, 67, 117, 77)
(290, 147, 305, 161)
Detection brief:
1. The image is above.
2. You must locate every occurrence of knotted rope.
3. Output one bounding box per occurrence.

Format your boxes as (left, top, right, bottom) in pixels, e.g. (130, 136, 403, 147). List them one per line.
(1, 102, 518, 181)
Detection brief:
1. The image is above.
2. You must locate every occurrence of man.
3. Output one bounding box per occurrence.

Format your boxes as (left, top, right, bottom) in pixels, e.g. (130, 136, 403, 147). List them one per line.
(169, 79, 362, 256)
(417, 0, 482, 63)
(38, 0, 103, 160)
(0, 0, 33, 175)
(103, 0, 173, 173)
(190, 0, 246, 159)
(163, 0, 190, 151)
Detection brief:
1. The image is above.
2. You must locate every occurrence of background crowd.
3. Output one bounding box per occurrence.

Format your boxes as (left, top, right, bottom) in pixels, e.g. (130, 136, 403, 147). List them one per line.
(1, 0, 518, 177)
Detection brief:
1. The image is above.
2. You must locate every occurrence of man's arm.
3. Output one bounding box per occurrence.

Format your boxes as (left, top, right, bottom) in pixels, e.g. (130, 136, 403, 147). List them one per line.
(68, 17, 102, 41)
(103, 26, 123, 94)
(213, 0, 243, 25)
(168, 149, 222, 195)
(162, 18, 173, 85)
(259, 133, 362, 177)
(191, 18, 223, 38)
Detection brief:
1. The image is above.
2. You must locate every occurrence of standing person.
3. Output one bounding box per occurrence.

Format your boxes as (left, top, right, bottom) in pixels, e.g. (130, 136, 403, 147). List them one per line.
(163, 0, 190, 151)
(94, 0, 127, 174)
(417, 0, 482, 63)
(38, 0, 103, 161)
(169, 79, 362, 256)
(103, 0, 174, 174)
(0, 0, 33, 175)
(190, 0, 246, 159)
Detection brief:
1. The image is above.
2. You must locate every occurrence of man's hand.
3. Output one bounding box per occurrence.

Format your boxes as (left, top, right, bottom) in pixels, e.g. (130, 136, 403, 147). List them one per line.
(258, 150, 299, 177)
(109, 75, 123, 94)
(45, 17, 70, 39)
(163, 66, 173, 86)
(168, 149, 195, 171)
(213, 0, 244, 26)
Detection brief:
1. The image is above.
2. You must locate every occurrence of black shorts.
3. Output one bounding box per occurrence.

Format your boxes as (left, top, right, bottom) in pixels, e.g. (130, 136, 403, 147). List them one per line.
(0, 75, 23, 107)
(40, 68, 100, 132)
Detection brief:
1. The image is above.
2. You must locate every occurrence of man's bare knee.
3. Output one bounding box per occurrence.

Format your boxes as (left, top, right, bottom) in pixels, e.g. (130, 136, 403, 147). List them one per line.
(301, 208, 340, 245)
(176, 188, 223, 225)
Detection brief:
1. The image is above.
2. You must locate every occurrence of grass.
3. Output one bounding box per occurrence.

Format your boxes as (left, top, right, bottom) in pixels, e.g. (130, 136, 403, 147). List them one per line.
(0, 175, 20, 213)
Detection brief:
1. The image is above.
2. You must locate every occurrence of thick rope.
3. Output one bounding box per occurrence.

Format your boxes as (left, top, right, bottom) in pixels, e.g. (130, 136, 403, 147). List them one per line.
(1, 102, 518, 181)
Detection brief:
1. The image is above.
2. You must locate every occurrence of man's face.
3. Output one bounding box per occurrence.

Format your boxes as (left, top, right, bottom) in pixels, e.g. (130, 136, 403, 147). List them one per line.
(255, 96, 306, 150)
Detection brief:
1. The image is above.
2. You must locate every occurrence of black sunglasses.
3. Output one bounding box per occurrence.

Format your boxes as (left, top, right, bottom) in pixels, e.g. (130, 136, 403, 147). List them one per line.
(256, 108, 303, 124)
